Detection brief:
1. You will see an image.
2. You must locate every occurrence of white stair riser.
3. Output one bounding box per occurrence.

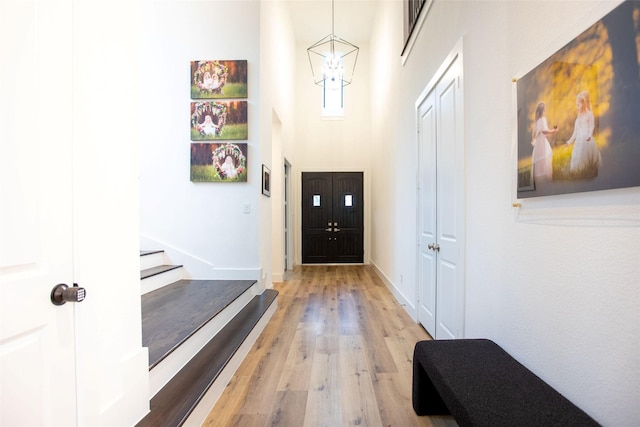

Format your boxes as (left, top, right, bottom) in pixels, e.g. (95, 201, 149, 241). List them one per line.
(148, 282, 260, 398)
(140, 252, 165, 270)
(141, 268, 184, 294)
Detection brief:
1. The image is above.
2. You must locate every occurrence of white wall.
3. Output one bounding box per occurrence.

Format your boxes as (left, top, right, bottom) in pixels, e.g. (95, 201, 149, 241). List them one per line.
(369, 1, 640, 426)
(139, 1, 264, 281)
(260, 0, 298, 282)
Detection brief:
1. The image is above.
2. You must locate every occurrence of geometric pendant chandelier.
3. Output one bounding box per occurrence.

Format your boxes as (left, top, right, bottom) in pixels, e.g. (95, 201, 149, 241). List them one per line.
(307, 0, 359, 87)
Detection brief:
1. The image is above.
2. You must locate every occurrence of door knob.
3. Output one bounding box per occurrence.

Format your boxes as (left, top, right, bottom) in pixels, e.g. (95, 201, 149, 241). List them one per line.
(433, 243, 440, 251)
(427, 243, 434, 250)
(51, 283, 86, 306)
(325, 227, 333, 232)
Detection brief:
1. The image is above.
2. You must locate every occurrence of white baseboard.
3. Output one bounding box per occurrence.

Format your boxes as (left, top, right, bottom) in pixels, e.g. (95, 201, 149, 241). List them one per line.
(140, 235, 261, 281)
(369, 262, 418, 321)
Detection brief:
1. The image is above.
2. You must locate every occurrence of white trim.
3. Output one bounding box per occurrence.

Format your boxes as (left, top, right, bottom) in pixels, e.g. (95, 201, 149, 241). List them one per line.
(140, 251, 165, 270)
(401, 0, 434, 66)
(414, 38, 466, 339)
(182, 298, 278, 427)
(370, 262, 417, 321)
(141, 266, 184, 295)
(415, 38, 463, 109)
(140, 235, 261, 281)
(148, 282, 261, 398)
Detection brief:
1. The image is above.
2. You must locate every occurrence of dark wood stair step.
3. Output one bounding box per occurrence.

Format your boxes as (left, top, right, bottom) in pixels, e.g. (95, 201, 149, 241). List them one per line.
(142, 279, 257, 368)
(136, 289, 278, 427)
(140, 249, 163, 257)
(141, 264, 182, 280)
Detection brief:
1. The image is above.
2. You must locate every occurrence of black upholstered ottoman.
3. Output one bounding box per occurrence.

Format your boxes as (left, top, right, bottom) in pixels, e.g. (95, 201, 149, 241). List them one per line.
(412, 339, 600, 427)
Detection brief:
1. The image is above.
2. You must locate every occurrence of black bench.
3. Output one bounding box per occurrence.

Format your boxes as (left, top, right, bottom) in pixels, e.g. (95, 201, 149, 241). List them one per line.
(412, 339, 600, 427)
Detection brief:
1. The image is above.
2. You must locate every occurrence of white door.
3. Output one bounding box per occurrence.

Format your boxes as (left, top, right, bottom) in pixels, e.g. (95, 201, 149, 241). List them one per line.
(284, 160, 293, 271)
(0, 0, 78, 425)
(417, 92, 437, 336)
(417, 50, 465, 340)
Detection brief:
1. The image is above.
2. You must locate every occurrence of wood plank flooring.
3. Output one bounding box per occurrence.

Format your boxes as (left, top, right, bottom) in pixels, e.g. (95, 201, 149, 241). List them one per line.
(202, 265, 458, 427)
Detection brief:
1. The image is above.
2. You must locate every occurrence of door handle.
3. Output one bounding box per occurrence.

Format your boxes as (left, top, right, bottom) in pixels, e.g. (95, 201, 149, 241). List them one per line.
(325, 227, 333, 232)
(334, 228, 340, 232)
(51, 283, 86, 306)
(427, 243, 440, 251)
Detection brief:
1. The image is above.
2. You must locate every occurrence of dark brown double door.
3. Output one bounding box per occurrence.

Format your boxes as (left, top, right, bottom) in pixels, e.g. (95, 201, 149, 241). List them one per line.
(302, 172, 364, 264)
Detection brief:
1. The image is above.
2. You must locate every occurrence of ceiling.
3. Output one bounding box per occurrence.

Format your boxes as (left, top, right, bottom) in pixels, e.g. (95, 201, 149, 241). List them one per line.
(285, 0, 381, 45)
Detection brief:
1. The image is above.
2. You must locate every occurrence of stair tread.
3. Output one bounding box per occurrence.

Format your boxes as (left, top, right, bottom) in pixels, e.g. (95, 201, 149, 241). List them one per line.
(142, 279, 257, 368)
(136, 289, 278, 427)
(140, 250, 163, 256)
(141, 264, 182, 280)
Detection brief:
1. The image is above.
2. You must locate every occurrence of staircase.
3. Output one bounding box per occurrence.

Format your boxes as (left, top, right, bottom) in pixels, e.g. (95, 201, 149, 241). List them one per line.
(136, 250, 278, 427)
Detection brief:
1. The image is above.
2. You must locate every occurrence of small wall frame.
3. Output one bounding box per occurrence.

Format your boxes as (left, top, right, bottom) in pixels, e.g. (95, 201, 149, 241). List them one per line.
(262, 165, 271, 197)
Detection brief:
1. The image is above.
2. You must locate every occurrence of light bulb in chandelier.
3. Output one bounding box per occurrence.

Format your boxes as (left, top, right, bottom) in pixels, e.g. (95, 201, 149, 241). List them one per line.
(322, 53, 345, 82)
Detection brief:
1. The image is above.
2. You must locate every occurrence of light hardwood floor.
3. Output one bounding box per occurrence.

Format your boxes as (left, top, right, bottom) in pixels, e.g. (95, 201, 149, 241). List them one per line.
(202, 265, 458, 427)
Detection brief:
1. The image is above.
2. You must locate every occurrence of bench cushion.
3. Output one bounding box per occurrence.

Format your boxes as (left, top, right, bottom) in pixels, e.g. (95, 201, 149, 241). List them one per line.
(412, 339, 600, 427)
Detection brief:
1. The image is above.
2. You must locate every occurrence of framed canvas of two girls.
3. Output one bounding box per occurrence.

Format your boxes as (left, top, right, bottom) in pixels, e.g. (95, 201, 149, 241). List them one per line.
(516, 1, 640, 198)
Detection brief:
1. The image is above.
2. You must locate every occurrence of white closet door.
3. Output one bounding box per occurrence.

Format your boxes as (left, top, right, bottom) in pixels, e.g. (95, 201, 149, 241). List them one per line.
(434, 59, 463, 340)
(417, 91, 437, 337)
(417, 50, 464, 340)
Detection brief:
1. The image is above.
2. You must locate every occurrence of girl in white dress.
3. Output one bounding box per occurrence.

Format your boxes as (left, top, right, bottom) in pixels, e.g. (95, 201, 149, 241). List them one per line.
(200, 115, 218, 136)
(531, 102, 557, 181)
(202, 71, 213, 90)
(566, 91, 601, 177)
(220, 156, 237, 179)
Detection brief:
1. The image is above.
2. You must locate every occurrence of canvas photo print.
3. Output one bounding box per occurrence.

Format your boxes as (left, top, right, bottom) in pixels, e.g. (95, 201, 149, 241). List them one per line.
(516, 1, 640, 198)
(190, 142, 247, 182)
(191, 60, 248, 99)
(190, 101, 248, 141)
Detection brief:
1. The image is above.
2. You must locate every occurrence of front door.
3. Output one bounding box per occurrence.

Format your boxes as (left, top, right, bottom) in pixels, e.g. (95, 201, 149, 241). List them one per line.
(0, 0, 78, 424)
(302, 172, 364, 264)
